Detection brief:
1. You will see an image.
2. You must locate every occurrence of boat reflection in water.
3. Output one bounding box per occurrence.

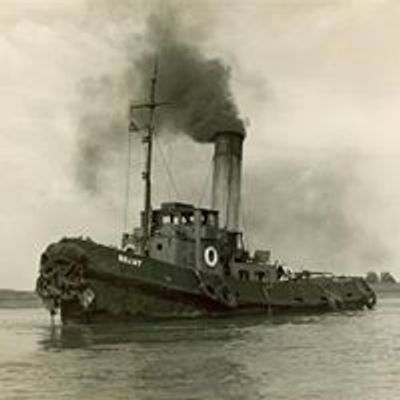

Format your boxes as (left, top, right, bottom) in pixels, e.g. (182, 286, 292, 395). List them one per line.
(39, 316, 270, 400)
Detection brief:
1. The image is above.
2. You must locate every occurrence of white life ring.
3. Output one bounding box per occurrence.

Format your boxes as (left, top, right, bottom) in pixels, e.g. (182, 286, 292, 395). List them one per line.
(204, 246, 218, 268)
(123, 244, 136, 254)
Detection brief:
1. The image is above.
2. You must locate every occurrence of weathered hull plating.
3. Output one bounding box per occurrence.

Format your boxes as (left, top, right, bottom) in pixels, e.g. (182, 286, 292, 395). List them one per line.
(36, 238, 377, 324)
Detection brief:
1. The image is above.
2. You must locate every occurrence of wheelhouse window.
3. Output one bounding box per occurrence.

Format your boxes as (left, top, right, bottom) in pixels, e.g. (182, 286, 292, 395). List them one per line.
(201, 211, 218, 227)
(255, 271, 265, 282)
(239, 270, 250, 281)
(207, 213, 217, 227)
(182, 213, 194, 225)
(162, 215, 171, 225)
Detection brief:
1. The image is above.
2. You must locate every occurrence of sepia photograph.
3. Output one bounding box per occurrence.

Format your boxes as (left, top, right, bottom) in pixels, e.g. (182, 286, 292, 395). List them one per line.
(0, 1, 399, 399)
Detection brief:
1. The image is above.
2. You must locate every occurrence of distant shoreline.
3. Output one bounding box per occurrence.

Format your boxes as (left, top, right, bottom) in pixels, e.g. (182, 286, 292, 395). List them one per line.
(370, 283, 400, 297)
(0, 289, 41, 308)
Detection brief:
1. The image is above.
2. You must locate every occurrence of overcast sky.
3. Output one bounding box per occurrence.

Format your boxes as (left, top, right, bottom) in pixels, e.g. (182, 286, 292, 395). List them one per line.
(1, 0, 400, 289)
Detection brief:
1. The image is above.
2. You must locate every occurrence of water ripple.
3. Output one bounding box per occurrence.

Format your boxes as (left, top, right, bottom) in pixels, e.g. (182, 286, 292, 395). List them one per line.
(0, 299, 399, 400)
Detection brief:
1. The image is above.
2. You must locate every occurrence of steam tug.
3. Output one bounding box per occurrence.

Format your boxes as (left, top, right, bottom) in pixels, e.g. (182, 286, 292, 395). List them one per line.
(36, 65, 376, 323)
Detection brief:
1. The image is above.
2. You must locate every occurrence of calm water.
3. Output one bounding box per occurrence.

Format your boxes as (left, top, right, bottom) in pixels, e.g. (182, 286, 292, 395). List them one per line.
(0, 298, 399, 400)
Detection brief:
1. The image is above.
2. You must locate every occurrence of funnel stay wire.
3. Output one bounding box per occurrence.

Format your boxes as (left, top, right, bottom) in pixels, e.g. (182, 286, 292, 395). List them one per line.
(240, 195, 252, 252)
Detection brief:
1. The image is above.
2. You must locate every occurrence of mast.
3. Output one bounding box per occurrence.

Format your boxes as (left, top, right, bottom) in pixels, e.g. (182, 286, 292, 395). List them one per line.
(143, 62, 157, 254)
(130, 60, 168, 255)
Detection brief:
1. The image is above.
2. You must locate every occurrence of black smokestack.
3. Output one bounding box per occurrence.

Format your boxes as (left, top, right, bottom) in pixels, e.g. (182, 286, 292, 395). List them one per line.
(75, 10, 244, 192)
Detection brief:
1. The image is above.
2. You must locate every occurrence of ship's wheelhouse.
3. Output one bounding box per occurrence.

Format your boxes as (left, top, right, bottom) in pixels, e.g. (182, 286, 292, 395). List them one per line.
(149, 203, 223, 270)
(123, 202, 220, 271)
(122, 202, 278, 281)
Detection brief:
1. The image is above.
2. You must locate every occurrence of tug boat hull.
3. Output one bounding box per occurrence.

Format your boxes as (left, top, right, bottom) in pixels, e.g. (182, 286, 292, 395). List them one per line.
(36, 238, 377, 324)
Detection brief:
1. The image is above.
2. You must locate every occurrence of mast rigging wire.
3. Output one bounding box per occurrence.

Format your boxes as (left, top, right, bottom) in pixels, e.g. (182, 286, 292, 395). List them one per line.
(154, 135, 181, 200)
(123, 131, 133, 232)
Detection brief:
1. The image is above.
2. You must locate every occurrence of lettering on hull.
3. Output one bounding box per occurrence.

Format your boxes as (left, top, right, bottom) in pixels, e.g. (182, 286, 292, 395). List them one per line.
(118, 254, 143, 268)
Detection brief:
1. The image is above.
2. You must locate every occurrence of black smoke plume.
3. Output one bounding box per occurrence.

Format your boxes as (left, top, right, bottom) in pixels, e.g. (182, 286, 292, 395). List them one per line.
(75, 9, 243, 192)
(135, 14, 244, 142)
